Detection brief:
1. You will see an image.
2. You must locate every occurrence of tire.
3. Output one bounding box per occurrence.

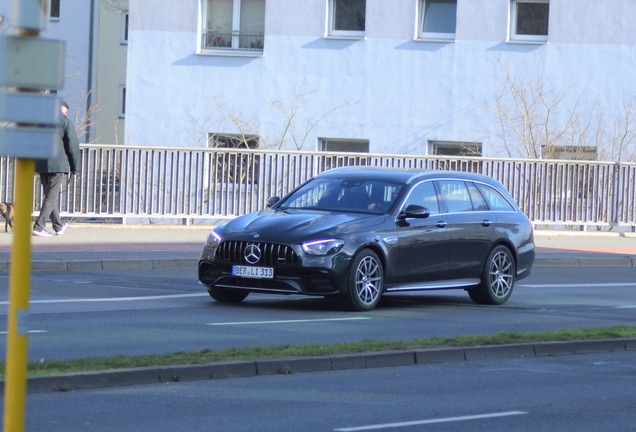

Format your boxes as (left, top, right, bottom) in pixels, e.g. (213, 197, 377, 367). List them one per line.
(469, 245, 515, 305)
(342, 249, 383, 311)
(207, 287, 249, 303)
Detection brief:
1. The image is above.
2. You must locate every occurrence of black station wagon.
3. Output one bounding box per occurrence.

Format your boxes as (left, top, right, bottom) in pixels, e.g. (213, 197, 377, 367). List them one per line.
(198, 167, 535, 311)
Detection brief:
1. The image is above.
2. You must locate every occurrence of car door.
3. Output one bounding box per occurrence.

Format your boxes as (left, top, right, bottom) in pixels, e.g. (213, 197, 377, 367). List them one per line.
(393, 180, 451, 285)
(438, 180, 496, 280)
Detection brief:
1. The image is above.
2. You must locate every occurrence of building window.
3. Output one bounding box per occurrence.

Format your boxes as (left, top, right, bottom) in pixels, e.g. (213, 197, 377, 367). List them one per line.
(541, 146, 597, 161)
(121, 12, 129, 45)
(418, 0, 457, 41)
(208, 133, 259, 149)
(327, 0, 366, 38)
(509, 0, 549, 43)
(208, 134, 260, 184)
(118, 86, 126, 118)
(50, 0, 60, 19)
(200, 0, 265, 53)
(320, 139, 369, 153)
(430, 141, 482, 156)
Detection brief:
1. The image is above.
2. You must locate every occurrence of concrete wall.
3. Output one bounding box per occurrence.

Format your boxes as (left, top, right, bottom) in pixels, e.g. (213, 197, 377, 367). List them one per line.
(124, 0, 636, 156)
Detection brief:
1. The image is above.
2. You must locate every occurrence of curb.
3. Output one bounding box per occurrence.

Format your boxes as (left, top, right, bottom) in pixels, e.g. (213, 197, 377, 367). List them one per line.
(8, 338, 634, 394)
(533, 257, 636, 267)
(0, 259, 197, 273)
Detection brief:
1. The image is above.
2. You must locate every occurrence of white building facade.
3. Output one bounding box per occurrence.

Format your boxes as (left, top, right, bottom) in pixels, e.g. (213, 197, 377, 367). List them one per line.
(123, 1, 636, 158)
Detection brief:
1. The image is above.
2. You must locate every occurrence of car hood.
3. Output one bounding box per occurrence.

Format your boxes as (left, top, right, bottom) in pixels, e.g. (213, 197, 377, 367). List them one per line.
(221, 208, 385, 243)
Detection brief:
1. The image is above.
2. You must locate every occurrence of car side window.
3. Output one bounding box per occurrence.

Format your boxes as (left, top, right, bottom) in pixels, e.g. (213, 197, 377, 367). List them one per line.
(404, 181, 440, 215)
(475, 183, 516, 211)
(439, 180, 473, 213)
(467, 182, 489, 211)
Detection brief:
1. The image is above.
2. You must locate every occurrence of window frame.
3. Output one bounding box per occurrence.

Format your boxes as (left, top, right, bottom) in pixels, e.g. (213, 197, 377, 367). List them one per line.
(198, 0, 265, 57)
(207, 133, 260, 149)
(509, 0, 549, 44)
(50, 0, 60, 20)
(118, 85, 126, 119)
(326, 0, 366, 40)
(429, 141, 482, 156)
(319, 138, 370, 153)
(121, 11, 129, 45)
(416, 0, 457, 43)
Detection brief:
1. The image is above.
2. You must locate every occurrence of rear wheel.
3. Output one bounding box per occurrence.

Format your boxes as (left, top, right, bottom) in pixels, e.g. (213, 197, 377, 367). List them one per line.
(207, 287, 249, 303)
(468, 245, 515, 305)
(342, 249, 383, 311)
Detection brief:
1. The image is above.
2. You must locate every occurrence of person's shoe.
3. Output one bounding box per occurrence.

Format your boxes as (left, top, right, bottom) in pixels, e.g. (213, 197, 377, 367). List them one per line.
(33, 229, 53, 237)
(56, 224, 68, 236)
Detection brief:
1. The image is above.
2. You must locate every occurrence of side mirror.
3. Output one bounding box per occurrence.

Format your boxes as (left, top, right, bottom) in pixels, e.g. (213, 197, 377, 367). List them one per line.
(266, 196, 281, 208)
(397, 204, 430, 220)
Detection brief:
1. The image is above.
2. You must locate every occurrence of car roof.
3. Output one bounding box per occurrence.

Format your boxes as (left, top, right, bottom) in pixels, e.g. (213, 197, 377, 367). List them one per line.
(317, 166, 500, 186)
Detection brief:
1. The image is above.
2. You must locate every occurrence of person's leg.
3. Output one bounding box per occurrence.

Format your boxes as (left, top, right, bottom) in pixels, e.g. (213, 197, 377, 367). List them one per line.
(33, 173, 66, 232)
(34, 174, 52, 232)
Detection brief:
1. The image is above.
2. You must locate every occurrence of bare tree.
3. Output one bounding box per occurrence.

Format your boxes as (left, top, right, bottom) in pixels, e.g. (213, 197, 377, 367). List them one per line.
(270, 87, 356, 150)
(491, 57, 636, 162)
(491, 57, 584, 159)
(596, 96, 636, 162)
(69, 88, 102, 143)
(184, 85, 357, 150)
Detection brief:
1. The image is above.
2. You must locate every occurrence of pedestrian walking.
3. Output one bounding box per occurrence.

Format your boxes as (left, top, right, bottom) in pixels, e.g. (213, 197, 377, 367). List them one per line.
(33, 101, 81, 237)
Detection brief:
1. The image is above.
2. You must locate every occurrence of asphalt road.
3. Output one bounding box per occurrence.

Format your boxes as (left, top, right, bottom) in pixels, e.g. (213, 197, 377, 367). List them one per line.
(15, 350, 636, 432)
(0, 265, 635, 361)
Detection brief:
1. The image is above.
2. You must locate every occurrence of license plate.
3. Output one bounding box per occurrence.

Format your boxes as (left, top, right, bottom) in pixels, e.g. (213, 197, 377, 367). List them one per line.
(232, 265, 274, 279)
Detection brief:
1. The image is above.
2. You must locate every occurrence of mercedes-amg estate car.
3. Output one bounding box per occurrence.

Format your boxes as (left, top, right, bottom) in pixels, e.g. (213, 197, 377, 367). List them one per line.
(198, 167, 535, 311)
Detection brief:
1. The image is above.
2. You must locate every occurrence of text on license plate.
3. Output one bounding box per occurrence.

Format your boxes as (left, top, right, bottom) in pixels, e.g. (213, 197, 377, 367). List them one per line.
(232, 265, 274, 279)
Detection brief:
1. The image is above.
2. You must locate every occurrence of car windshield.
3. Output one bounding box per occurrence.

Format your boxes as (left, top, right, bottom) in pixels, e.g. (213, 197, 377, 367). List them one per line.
(279, 177, 404, 214)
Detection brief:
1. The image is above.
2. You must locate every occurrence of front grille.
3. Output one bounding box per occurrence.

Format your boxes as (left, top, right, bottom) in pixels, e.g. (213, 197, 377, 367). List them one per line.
(215, 241, 300, 267)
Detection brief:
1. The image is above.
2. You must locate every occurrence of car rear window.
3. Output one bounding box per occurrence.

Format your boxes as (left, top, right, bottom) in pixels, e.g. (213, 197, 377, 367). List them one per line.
(475, 184, 515, 211)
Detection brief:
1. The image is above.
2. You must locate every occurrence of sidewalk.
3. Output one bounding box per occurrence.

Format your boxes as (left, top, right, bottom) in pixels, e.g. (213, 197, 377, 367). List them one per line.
(0, 224, 635, 271)
(0, 223, 209, 272)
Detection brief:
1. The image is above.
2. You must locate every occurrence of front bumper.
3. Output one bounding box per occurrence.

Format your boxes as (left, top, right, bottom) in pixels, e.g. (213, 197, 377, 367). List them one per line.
(198, 245, 349, 296)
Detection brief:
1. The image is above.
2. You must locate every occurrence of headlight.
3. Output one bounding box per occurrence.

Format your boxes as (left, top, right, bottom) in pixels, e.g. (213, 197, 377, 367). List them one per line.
(301, 239, 345, 255)
(206, 229, 223, 247)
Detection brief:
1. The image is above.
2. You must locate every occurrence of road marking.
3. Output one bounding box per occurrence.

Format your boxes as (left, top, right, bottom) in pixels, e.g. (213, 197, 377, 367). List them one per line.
(333, 411, 528, 431)
(0, 330, 47, 335)
(519, 283, 636, 288)
(207, 317, 371, 326)
(0, 293, 208, 305)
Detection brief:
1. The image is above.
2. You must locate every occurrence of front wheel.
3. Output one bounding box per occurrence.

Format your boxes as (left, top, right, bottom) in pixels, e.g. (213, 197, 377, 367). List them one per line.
(342, 249, 383, 312)
(207, 287, 249, 303)
(468, 245, 515, 305)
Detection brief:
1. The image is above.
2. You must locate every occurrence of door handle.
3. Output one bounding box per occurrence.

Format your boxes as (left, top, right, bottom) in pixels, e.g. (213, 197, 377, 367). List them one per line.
(436, 221, 448, 228)
(481, 220, 492, 227)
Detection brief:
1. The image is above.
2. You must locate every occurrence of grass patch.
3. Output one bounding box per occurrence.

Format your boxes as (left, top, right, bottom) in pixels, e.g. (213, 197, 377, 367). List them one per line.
(2, 326, 635, 378)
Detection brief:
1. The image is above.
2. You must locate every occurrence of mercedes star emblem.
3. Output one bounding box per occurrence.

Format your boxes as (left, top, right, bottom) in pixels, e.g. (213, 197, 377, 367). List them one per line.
(244, 243, 261, 265)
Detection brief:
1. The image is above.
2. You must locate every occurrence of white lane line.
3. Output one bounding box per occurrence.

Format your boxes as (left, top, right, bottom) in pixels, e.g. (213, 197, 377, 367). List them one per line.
(0, 330, 47, 335)
(519, 283, 636, 288)
(333, 411, 528, 431)
(0, 293, 208, 305)
(207, 317, 371, 326)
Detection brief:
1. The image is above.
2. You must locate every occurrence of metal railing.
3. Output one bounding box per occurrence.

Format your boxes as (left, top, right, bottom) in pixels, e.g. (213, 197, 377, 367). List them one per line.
(201, 31, 264, 50)
(0, 144, 635, 228)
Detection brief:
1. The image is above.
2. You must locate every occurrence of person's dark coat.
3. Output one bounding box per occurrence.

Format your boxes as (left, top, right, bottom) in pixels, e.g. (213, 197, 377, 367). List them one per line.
(36, 116, 80, 174)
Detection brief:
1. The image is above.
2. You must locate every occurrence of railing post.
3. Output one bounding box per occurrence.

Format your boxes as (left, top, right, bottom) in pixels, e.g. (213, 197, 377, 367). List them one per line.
(611, 162, 621, 228)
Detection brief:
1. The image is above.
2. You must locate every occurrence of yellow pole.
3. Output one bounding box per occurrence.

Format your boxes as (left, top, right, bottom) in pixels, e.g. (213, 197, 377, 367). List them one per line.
(3, 159, 35, 432)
